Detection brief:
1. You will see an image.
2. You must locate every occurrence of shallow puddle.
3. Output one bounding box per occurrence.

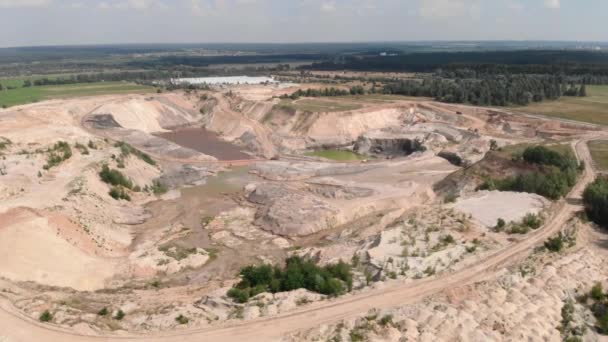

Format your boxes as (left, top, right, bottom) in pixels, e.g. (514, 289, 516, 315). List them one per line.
(157, 127, 252, 161)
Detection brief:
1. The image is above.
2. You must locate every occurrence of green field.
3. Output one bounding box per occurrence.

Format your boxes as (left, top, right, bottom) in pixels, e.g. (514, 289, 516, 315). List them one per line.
(0, 82, 154, 107)
(589, 140, 608, 171)
(305, 150, 366, 161)
(516, 85, 608, 126)
(280, 98, 362, 113)
(337, 94, 432, 103)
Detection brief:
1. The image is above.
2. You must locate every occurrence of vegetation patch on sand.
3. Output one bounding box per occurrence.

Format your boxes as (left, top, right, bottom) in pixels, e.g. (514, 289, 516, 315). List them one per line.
(516, 85, 608, 125)
(0, 81, 153, 107)
(305, 150, 366, 161)
(227, 256, 353, 303)
(279, 98, 362, 113)
(481, 145, 582, 200)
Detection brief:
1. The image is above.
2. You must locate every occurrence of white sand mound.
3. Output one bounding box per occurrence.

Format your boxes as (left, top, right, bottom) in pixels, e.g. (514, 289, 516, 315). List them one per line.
(0, 209, 117, 291)
(91, 96, 199, 133)
(454, 191, 549, 227)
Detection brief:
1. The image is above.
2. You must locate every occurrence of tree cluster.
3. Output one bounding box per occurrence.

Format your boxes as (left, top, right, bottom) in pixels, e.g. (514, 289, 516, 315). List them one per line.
(483, 146, 580, 200)
(583, 176, 608, 228)
(382, 75, 567, 106)
(281, 86, 365, 100)
(227, 256, 353, 303)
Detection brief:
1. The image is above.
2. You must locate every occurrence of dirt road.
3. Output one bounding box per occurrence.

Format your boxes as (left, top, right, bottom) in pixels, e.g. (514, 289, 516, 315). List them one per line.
(0, 136, 602, 342)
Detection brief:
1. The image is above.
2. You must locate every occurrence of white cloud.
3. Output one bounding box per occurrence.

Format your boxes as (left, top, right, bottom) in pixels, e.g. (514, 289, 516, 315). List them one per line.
(419, 0, 480, 19)
(320, 1, 336, 12)
(97, 0, 166, 10)
(507, 1, 524, 12)
(0, 0, 51, 8)
(544, 0, 560, 9)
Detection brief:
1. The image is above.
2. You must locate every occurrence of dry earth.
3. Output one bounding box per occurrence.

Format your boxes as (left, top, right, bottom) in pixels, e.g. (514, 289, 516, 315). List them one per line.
(0, 81, 606, 342)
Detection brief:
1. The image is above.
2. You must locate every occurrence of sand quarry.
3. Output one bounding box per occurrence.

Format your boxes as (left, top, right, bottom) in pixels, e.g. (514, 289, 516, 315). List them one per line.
(0, 81, 607, 341)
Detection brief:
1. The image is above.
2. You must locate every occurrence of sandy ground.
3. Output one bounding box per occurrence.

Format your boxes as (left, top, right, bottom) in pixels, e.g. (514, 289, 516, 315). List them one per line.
(0, 209, 118, 291)
(0, 81, 605, 341)
(454, 190, 550, 227)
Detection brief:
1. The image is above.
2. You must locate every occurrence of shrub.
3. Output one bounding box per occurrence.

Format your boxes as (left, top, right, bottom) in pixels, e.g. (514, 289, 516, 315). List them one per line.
(39, 310, 53, 322)
(227, 288, 250, 303)
(495, 218, 506, 231)
(175, 314, 189, 325)
(74, 142, 89, 155)
(99, 164, 133, 189)
(43, 141, 72, 170)
(109, 187, 131, 201)
(441, 234, 455, 244)
(379, 314, 394, 327)
(114, 141, 156, 166)
(114, 309, 125, 320)
(150, 180, 168, 194)
(98, 307, 109, 316)
(522, 213, 543, 229)
(591, 283, 604, 301)
(544, 234, 565, 252)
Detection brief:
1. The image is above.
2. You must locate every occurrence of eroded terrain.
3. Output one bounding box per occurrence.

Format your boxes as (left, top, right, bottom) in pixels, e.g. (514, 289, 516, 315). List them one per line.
(1, 79, 607, 342)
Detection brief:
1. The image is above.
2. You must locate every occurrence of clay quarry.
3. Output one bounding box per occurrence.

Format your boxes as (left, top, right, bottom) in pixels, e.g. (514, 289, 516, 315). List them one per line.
(1, 79, 608, 342)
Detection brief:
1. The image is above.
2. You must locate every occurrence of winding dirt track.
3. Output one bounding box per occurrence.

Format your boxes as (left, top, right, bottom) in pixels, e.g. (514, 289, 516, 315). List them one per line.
(0, 135, 604, 342)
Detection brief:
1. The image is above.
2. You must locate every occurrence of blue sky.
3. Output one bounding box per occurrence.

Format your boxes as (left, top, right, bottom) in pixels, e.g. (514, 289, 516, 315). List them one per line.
(0, 0, 605, 47)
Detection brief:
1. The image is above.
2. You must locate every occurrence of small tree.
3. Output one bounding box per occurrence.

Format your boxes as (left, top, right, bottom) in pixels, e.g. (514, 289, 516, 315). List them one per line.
(114, 309, 125, 320)
(591, 283, 604, 301)
(175, 314, 189, 325)
(495, 218, 506, 231)
(97, 307, 109, 316)
(578, 84, 587, 97)
(39, 310, 53, 322)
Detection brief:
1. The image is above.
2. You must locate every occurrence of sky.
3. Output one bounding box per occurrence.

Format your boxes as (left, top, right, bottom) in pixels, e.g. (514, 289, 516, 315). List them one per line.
(0, 0, 605, 47)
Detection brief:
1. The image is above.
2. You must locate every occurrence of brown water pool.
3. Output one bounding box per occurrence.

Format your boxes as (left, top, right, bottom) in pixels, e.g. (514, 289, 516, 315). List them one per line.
(157, 127, 252, 161)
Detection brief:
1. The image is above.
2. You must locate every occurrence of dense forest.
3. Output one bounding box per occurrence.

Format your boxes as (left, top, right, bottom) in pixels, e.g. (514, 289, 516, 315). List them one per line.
(308, 50, 608, 76)
(382, 75, 585, 106)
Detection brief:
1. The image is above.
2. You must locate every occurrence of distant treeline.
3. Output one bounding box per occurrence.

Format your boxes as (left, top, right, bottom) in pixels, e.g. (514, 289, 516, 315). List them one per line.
(280, 86, 365, 99)
(128, 54, 326, 69)
(382, 75, 586, 106)
(9, 71, 174, 88)
(283, 75, 584, 107)
(308, 50, 608, 75)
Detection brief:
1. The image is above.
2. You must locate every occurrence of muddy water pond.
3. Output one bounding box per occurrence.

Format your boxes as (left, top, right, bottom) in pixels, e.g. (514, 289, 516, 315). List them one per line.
(157, 127, 252, 161)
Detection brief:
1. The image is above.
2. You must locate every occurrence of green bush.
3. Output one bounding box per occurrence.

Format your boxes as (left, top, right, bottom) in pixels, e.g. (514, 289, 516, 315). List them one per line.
(115, 141, 156, 166)
(39, 310, 53, 322)
(227, 288, 250, 303)
(583, 176, 608, 228)
(109, 187, 131, 201)
(496, 218, 506, 229)
(74, 142, 89, 155)
(114, 309, 125, 320)
(98, 307, 109, 316)
(175, 314, 189, 325)
(228, 257, 353, 303)
(150, 180, 168, 194)
(591, 283, 604, 301)
(522, 213, 543, 229)
(99, 164, 133, 189)
(544, 234, 565, 252)
(43, 141, 72, 170)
